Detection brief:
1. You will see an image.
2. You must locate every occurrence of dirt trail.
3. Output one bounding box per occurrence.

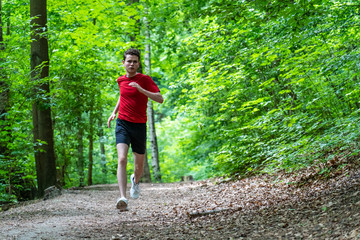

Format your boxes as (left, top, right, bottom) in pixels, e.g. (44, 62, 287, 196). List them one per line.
(0, 169, 359, 240)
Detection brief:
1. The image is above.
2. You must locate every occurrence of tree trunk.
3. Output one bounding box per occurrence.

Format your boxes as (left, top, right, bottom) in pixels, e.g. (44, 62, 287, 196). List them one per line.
(77, 116, 85, 187)
(87, 110, 94, 186)
(126, 0, 151, 181)
(147, 101, 161, 182)
(144, 11, 161, 182)
(30, 0, 57, 197)
(98, 118, 107, 183)
(57, 127, 69, 187)
(140, 151, 152, 183)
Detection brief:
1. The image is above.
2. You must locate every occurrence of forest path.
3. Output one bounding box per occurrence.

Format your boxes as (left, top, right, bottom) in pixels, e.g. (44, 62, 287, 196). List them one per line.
(0, 169, 359, 240)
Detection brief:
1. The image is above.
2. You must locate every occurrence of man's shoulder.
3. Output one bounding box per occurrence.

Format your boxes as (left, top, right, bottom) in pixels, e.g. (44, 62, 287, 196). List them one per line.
(137, 73, 153, 82)
(137, 73, 151, 79)
(117, 75, 127, 82)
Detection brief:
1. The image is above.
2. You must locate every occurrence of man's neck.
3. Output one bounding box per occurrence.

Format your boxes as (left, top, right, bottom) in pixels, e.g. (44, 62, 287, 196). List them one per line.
(126, 72, 138, 78)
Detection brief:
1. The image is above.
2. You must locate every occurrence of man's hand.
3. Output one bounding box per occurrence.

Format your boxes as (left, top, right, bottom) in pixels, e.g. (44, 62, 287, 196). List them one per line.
(129, 82, 164, 103)
(107, 113, 116, 128)
(129, 82, 140, 89)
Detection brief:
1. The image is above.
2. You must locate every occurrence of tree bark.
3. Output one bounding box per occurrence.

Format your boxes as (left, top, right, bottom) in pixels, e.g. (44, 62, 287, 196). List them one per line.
(87, 109, 94, 186)
(147, 101, 161, 182)
(140, 151, 152, 183)
(98, 118, 107, 183)
(144, 11, 161, 182)
(126, 0, 152, 181)
(77, 116, 85, 187)
(30, 0, 57, 197)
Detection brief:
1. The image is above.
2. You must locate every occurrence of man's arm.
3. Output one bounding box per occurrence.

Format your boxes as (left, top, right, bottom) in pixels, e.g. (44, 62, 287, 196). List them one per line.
(129, 82, 164, 104)
(107, 95, 121, 128)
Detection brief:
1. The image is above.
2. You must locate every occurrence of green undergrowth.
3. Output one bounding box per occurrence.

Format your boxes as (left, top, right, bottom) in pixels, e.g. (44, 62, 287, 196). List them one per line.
(157, 112, 360, 182)
(263, 114, 360, 175)
(215, 112, 360, 178)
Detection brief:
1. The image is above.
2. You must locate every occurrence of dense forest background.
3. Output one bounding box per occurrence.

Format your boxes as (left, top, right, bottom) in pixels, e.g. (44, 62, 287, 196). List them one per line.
(1, 0, 359, 204)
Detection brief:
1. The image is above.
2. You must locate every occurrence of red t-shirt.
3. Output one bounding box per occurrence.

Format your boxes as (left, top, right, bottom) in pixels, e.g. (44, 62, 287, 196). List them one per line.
(117, 73, 160, 123)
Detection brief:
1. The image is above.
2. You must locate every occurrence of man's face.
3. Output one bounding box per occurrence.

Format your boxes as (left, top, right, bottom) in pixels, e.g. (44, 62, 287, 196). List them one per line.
(123, 55, 140, 75)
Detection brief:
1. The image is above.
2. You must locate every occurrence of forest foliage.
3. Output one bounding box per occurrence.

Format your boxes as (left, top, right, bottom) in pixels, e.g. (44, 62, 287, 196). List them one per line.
(1, 0, 359, 204)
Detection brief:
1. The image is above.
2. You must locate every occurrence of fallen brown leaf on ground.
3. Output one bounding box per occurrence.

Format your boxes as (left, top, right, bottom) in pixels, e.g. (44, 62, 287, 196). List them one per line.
(0, 165, 359, 239)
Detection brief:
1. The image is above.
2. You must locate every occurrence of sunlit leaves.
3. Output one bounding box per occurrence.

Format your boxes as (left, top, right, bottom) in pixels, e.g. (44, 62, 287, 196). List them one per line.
(156, 0, 360, 178)
(2, 0, 360, 198)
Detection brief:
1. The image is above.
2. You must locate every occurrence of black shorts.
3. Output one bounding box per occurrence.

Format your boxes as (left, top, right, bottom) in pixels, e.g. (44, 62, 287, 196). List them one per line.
(115, 119, 146, 154)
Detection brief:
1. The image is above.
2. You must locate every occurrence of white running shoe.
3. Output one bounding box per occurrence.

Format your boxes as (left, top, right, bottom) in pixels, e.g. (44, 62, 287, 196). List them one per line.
(116, 197, 128, 211)
(130, 174, 140, 199)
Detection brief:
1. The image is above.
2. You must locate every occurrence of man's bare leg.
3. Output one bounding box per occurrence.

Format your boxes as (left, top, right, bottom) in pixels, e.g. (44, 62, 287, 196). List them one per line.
(117, 143, 129, 198)
(133, 152, 145, 183)
(129, 152, 144, 199)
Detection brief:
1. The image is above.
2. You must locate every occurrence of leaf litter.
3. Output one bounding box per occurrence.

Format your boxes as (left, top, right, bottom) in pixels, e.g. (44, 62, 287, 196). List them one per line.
(0, 161, 359, 240)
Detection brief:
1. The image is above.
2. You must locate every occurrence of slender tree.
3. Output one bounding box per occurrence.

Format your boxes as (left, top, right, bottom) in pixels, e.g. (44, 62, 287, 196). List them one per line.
(87, 107, 94, 186)
(141, 152, 151, 182)
(30, 0, 57, 196)
(98, 118, 107, 183)
(144, 9, 161, 182)
(126, 0, 153, 181)
(77, 114, 85, 187)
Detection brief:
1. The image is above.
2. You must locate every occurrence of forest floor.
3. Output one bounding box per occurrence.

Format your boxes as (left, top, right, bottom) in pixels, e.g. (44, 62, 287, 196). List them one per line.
(0, 162, 360, 240)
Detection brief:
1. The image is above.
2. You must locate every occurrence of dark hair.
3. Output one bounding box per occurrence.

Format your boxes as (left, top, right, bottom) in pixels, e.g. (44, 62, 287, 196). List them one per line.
(123, 48, 141, 61)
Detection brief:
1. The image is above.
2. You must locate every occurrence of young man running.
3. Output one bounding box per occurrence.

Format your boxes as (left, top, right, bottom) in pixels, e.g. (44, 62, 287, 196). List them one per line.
(107, 49, 163, 211)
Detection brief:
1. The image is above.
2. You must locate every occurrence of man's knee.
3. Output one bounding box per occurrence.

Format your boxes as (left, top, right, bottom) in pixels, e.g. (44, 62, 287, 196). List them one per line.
(133, 152, 145, 161)
(118, 156, 127, 167)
